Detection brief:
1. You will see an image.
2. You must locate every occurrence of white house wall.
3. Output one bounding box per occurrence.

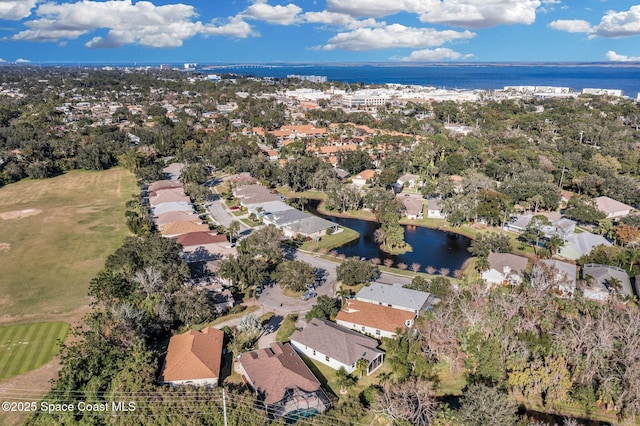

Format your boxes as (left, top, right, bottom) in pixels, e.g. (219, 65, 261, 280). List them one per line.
(289, 340, 354, 374)
(335, 319, 398, 339)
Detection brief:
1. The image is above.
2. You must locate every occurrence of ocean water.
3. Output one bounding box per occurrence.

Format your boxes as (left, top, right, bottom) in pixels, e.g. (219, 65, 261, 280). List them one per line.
(203, 63, 640, 97)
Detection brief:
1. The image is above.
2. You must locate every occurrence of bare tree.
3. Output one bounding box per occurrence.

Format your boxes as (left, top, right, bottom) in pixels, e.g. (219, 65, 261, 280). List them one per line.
(411, 262, 421, 273)
(375, 378, 438, 426)
(371, 257, 382, 265)
(425, 265, 436, 275)
(398, 262, 408, 270)
(439, 267, 450, 277)
(384, 258, 394, 268)
(132, 266, 163, 295)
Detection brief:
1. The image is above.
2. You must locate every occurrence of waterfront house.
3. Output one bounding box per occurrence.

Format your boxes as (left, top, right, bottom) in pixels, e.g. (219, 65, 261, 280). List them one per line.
(352, 169, 377, 187)
(481, 252, 529, 286)
(157, 327, 224, 387)
(427, 198, 446, 219)
(290, 318, 384, 376)
(399, 195, 424, 220)
(238, 342, 330, 420)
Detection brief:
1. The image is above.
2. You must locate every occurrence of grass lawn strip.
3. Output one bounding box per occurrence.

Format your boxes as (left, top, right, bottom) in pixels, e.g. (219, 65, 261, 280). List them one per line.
(0, 322, 69, 379)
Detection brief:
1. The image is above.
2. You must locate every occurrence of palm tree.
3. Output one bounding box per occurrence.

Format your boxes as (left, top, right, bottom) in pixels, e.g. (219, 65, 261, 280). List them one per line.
(475, 256, 490, 273)
(336, 288, 351, 307)
(545, 234, 564, 257)
(373, 228, 387, 249)
(336, 367, 357, 394)
(227, 220, 241, 244)
(355, 358, 369, 378)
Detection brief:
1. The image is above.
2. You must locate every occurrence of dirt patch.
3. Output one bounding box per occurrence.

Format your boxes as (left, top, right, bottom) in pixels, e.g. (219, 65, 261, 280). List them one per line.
(0, 243, 10, 252)
(0, 209, 42, 221)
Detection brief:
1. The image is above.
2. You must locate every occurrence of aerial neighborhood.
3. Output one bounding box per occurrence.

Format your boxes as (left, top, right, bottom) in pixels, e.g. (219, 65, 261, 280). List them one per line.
(1, 66, 640, 425)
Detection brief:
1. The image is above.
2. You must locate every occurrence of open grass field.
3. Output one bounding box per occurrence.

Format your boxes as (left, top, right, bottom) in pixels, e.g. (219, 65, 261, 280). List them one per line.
(0, 322, 69, 379)
(0, 168, 137, 324)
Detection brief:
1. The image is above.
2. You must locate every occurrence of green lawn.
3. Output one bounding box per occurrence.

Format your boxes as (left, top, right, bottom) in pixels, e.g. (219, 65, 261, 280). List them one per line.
(275, 314, 298, 342)
(300, 227, 360, 252)
(0, 322, 69, 379)
(0, 168, 137, 323)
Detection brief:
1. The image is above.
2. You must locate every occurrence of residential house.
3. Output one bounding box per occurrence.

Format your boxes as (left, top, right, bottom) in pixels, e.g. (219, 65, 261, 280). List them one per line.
(149, 180, 183, 193)
(162, 162, 185, 181)
(234, 185, 280, 206)
(155, 211, 202, 226)
(581, 264, 634, 301)
(396, 173, 421, 189)
(238, 342, 330, 419)
(540, 259, 577, 296)
(160, 221, 210, 238)
(558, 232, 611, 260)
(351, 169, 377, 187)
(593, 196, 633, 219)
(427, 198, 446, 219)
(481, 252, 529, 286)
(157, 327, 224, 387)
(282, 216, 339, 240)
(336, 299, 416, 339)
(175, 232, 228, 262)
(262, 208, 309, 228)
(355, 283, 435, 316)
(399, 195, 424, 220)
(290, 318, 384, 376)
(150, 189, 191, 206)
(153, 201, 194, 216)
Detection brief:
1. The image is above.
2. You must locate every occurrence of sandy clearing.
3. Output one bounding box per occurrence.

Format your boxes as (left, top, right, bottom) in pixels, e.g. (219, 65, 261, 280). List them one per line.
(0, 209, 42, 221)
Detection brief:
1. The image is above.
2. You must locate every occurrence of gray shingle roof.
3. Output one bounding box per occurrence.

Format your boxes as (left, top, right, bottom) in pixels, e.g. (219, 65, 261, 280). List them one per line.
(263, 208, 310, 226)
(284, 216, 336, 235)
(355, 282, 434, 313)
(583, 264, 633, 297)
(290, 318, 383, 366)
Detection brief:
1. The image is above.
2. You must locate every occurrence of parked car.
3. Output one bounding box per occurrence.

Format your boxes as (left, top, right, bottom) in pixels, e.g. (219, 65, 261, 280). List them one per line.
(301, 291, 317, 301)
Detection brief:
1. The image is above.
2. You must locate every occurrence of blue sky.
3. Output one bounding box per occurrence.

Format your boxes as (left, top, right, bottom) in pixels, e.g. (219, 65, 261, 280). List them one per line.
(1, 0, 640, 64)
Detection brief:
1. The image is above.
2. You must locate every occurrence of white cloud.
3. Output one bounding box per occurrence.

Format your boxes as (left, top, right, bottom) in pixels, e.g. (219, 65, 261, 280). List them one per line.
(400, 48, 473, 61)
(0, 58, 5, 62)
(548, 19, 592, 33)
(326, 0, 542, 28)
(9, 0, 253, 48)
(326, 0, 421, 18)
(0, 0, 39, 20)
(592, 6, 640, 37)
(606, 51, 640, 62)
(321, 24, 474, 51)
(243, 1, 302, 25)
(550, 6, 640, 38)
(417, 0, 541, 28)
(15, 58, 30, 62)
(302, 10, 382, 29)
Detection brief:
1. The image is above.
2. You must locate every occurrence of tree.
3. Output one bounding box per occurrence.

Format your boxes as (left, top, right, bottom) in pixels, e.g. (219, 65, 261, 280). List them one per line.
(545, 233, 564, 257)
(336, 367, 357, 394)
(237, 312, 261, 337)
(272, 260, 315, 292)
(336, 258, 379, 286)
(523, 215, 552, 254)
(375, 378, 438, 426)
(563, 195, 605, 224)
(468, 232, 512, 257)
(227, 220, 241, 244)
(459, 383, 518, 426)
(338, 149, 374, 174)
(238, 224, 284, 265)
(305, 295, 340, 321)
(355, 358, 370, 378)
(476, 190, 513, 227)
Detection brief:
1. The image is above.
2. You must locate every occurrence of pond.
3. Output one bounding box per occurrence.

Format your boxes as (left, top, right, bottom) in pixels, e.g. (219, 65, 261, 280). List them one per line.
(306, 201, 472, 274)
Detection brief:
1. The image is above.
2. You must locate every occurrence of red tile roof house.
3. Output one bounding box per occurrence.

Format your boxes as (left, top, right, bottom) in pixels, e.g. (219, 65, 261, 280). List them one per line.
(335, 299, 416, 339)
(157, 327, 225, 387)
(159, 220, 211, 238)
(149, 188, 191, 206)
(351, 169, 378, 187)
(149, 180, 183, 193)
(238, 342, 330, 420)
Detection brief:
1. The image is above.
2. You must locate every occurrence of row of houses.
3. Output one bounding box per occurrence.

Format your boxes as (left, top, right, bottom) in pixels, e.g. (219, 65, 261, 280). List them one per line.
(480, 252, 637, 301)
(148, 164, 235, 312)
(233, 184, 339, 240)
(156, 281, 437, 419)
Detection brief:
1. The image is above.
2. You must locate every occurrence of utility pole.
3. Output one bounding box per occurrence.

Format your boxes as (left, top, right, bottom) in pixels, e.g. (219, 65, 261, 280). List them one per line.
(222, 388, 228, 426)
(559, 166, 567, 189)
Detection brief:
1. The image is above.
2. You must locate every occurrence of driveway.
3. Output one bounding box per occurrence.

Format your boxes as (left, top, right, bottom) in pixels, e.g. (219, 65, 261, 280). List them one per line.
(206, 198, 248, 230)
